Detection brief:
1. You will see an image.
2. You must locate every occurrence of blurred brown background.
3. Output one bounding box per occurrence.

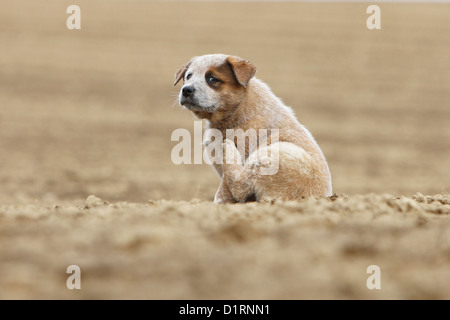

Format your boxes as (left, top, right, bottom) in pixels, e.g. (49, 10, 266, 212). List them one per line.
(1, 0, 450, 301)
(0, 0, 449, 204)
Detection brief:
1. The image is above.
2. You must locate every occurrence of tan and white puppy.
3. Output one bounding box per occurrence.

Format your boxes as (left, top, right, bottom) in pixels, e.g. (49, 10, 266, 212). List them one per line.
(174, 54, 332, 203)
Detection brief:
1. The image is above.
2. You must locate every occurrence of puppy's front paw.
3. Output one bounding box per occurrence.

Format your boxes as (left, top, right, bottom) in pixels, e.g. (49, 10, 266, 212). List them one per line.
(214, 190, 235, 204)
(222, 139, 241, 165)
(214, 197, 226, 204)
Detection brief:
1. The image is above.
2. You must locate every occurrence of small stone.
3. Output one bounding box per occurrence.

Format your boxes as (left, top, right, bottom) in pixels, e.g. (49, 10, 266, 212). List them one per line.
(413, 192, 426, 203)
(84, 195, 108, 209)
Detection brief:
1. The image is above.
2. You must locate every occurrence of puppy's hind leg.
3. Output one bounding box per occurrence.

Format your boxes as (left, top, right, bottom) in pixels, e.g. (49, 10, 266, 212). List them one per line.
(222, 140, 254, 203)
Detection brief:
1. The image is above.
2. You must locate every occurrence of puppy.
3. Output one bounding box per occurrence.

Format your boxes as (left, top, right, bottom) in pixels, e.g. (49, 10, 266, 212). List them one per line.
(174, 54, 332, 203)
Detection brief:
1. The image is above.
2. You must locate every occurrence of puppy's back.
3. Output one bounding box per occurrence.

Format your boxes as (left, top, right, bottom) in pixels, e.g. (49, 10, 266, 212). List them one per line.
(243, 78, 332, 195)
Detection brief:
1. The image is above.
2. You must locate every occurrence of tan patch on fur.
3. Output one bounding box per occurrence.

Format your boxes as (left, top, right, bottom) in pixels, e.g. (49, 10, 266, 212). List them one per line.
(226, 56, 256, 88)
(193, 63, 247, 123)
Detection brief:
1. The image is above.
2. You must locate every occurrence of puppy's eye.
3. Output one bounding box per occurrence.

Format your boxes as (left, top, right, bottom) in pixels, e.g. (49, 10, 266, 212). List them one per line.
(186, 73, 192, 80)
(207, 76, 219, 84)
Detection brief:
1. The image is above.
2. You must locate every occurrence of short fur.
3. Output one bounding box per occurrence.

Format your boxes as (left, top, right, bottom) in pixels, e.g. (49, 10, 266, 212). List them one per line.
(174, 54, 332, 203)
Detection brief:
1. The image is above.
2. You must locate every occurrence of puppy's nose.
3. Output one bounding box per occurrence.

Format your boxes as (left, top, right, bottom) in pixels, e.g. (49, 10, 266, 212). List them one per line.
(182, 86, 195, 98)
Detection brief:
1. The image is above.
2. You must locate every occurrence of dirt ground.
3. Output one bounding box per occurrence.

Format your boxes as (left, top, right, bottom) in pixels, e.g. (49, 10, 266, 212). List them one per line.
(0, 1, 449, 299)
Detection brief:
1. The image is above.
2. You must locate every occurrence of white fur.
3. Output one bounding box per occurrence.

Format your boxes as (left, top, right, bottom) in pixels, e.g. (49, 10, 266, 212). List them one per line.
(179, 54, 230, 112)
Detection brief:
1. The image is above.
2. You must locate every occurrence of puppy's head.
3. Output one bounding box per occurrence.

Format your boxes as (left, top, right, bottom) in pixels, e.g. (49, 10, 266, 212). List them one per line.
(173, 54, 256, 117)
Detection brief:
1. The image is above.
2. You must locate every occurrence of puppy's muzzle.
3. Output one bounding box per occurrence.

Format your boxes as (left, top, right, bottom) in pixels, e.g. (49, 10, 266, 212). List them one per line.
(182, 86, 195, 98)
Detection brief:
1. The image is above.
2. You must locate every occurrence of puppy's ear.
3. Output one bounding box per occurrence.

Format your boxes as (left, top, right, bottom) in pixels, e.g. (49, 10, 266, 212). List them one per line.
(173, 62, 190, 86)
(174, 57, 197, 86)
(226, 56, 256, 88)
